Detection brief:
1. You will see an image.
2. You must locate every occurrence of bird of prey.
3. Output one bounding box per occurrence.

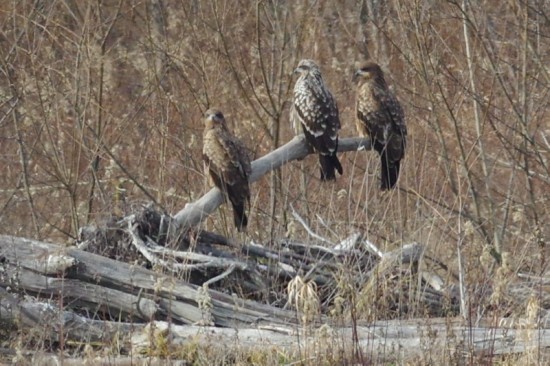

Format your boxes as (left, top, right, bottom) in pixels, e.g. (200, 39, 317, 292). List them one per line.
(353, 61, 407, 190)
(291, 59, 343, 180)
(202, 109, 252, 231)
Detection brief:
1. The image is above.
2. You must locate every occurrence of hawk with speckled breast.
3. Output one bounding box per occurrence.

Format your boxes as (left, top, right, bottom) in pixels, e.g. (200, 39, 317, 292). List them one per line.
(353, 61, 407, 190)
(202, 109, 252, 231)
(291, 59, 343, 180)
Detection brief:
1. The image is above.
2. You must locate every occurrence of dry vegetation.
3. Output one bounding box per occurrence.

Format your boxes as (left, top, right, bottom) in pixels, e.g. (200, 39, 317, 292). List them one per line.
(0, 0, 549, 364)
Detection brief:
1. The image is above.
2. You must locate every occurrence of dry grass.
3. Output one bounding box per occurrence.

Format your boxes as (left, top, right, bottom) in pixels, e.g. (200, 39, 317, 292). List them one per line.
(0, 0, 549, 364)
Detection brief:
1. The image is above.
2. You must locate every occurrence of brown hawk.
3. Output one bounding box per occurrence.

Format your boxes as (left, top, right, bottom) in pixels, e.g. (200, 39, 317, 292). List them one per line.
(353, 61, 407, 190)
(202, 109, 252, 231)
(291, 59, 343, 180)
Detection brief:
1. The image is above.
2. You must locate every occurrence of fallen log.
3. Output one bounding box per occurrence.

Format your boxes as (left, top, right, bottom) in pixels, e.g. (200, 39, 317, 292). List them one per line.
(2, 299, 549, 364)
(0, 265, 158, 321)
(130, 319, 550, 361)
(0, 287, 135, 343)
(0, 235, 297, 327)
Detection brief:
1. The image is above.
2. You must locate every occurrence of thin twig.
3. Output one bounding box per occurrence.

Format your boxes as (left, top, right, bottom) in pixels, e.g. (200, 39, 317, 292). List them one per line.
(203, 264, 237, 287)
(290, 204, 332, 245)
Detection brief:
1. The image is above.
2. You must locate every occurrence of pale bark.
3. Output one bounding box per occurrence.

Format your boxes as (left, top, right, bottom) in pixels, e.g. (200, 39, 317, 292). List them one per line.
(173, 135, 370, 231)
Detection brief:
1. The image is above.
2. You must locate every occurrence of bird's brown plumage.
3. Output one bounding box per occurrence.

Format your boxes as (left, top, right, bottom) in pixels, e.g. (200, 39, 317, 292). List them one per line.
(202, 109, 252, 231)
(353, 61, 407, 190)
(291, 59, 343, 180)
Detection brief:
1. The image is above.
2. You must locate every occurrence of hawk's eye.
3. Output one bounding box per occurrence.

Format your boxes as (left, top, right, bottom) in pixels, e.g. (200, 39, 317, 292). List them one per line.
(215, 112, 224, 119)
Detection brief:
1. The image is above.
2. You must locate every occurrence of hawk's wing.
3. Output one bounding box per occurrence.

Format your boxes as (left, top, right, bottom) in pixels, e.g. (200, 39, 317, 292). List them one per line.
(203, 128, 250, 190)
(375, 88, 407, 159)
(220, 134, 252, 182)
(356, 86, 406, 166)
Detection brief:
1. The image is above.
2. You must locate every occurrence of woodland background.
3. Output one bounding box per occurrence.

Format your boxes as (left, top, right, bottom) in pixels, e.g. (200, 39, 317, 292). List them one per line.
(0, 0, 549, 364)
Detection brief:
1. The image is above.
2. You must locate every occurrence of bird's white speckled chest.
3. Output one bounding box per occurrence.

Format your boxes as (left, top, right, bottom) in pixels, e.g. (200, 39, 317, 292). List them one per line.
(295, 77, 328, 119)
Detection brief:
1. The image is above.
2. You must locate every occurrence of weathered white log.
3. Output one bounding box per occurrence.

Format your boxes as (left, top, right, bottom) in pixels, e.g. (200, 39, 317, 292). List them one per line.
(173, 135, 370, 232)
(3, 293, 549, 364)
(0, 287, 135, 342)
(361, 242, 425, 282)
(1, 264, 159, 320)
(12, 354, 185, 366)
(0, 235, 297, 327)
(381, 242, 424, 264)
(127, 320, 550, 361)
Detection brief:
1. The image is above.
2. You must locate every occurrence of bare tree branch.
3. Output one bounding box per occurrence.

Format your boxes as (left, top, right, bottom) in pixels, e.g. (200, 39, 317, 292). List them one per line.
(172, 135, 371, 232)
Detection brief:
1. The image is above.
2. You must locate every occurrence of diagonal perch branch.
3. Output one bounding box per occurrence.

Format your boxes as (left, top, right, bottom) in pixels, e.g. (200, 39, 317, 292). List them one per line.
(173, 135, 371, 232)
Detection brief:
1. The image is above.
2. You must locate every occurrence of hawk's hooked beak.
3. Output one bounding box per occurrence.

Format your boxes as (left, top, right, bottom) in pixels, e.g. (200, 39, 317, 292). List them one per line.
(205, 112, 221, 127)
(205, 112, 215, 122)
(352, 70, 362, 83)
(205, 111, 222, 122)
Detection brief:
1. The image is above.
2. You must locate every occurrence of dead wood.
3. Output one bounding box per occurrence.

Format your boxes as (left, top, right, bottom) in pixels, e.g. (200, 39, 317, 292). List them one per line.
(3, 233, 550, 362)
(75, 206, 382, 306)
(130, 320, 550, 360)
(0, 235, 297, 327)
(3, 302, 550, 364)
(172, 135, 370, 233)
(0, 287, 135, 343)
(1, 265, 158, 321)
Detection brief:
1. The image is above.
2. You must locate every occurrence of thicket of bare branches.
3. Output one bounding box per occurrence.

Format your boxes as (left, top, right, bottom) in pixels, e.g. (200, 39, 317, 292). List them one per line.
(1, 0, 549, 364)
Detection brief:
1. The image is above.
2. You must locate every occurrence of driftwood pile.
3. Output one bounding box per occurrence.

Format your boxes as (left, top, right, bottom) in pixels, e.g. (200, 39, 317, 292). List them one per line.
(0, 222, 457, 363)
(2, 219, 549, 363)
(1, 135, 550, 363)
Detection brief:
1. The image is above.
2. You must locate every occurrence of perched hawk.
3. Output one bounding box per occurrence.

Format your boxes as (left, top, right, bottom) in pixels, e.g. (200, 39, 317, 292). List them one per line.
(202, 109, 252, 231)
(353, 62, 407, 190)
(291, 59, 343, 180)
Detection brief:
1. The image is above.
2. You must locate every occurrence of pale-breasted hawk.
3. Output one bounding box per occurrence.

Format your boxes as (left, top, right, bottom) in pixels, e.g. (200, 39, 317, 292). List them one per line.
(291, 59, 343, 180)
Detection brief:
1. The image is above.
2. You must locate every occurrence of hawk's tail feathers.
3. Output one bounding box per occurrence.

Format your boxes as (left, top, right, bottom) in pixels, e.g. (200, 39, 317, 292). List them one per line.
(319, 153, 343, 181)
(380, 154, 400, 190)
(232, 202, 248, 232)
